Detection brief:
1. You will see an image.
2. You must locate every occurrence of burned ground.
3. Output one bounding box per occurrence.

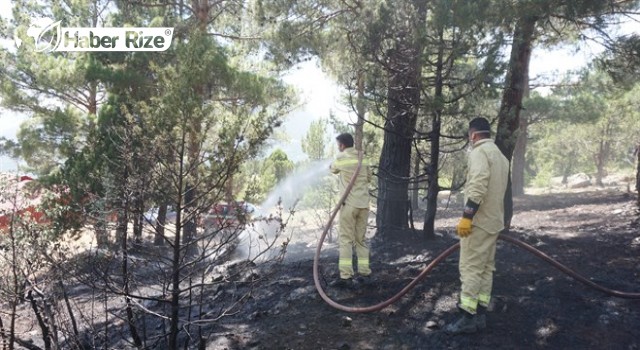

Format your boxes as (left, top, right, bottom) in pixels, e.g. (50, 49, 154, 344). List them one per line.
(209, 188, 640, 350)
(4, 188, 640, 349)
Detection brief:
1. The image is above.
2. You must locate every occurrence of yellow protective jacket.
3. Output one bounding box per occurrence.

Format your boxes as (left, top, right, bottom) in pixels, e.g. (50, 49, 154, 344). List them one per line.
(330, 147, 372, 209)
(465, 138, 510, 233)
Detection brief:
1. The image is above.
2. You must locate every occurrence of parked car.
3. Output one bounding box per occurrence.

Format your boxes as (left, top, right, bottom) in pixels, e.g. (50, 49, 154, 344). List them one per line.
(201, 201, 256, 230)
(143, 207, 177, 225)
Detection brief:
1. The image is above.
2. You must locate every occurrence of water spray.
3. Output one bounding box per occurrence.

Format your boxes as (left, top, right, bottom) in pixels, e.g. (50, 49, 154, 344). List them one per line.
(235, 159, 333, 261)
(313, 151, 640, 313)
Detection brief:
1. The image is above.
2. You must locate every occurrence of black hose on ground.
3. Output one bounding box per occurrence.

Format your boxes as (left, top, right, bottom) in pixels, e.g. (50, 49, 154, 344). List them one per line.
(314, 152, 640, 314)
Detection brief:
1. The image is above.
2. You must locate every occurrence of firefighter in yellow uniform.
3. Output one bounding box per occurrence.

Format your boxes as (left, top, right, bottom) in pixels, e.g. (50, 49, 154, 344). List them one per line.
(330, 133, 372, 287)
(445, 117, 509, 335)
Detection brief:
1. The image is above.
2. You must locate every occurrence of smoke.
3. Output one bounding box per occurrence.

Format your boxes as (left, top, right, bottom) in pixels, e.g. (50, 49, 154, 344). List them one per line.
(233, 159, 333, 261)
(258, 159, 332, 212)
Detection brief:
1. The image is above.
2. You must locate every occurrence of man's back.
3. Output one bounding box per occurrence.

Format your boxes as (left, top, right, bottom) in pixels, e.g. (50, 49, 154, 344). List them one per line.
(465, 139, 509, 233)
(330, 148, 371, 209)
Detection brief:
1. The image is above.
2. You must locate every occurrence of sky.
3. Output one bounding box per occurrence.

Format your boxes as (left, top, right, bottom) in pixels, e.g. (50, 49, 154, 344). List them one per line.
(0, 0, 638, 171)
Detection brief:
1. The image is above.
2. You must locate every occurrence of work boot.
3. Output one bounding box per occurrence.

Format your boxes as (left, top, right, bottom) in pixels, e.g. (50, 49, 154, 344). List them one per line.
(444, 310, 481, 335)
(476, 306, 487, 330)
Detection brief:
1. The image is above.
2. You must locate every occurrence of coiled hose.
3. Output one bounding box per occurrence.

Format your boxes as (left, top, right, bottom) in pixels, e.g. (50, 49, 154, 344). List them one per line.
(313, 151, 640, 313)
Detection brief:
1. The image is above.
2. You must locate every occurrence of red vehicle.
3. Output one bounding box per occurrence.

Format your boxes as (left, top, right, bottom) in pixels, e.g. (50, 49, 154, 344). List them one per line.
(0, 175, 49, 231)
(201, 201, 256, 231)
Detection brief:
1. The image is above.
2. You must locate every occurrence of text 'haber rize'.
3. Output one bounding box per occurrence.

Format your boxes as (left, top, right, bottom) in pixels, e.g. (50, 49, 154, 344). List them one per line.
(62, 30, 167, 49)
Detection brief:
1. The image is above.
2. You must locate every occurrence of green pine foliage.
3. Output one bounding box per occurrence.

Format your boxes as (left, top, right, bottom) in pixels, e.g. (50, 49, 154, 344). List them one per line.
(528, 70, 640, 187)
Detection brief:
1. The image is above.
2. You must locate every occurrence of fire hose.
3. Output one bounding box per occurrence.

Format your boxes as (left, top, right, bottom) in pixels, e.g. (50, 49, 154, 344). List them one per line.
(313, 151, 640, 313)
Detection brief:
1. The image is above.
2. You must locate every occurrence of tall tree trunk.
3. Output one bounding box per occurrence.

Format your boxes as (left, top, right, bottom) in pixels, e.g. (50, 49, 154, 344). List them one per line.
(494, 16, 537, 230)
(116, 204, 129, 248)
(511, 115, 528, 196)
(133, 177, 146, 243)
(422, 26, 445, 240)
(595, 120, 612, 187)
(376, 0, 426, 233)
(116, 145, 131, 247)
(136, 209, 144, 243)
(88, 81, 97, 116)
(169, 130, 187, 349)
(122, 211, 143, 348)
(155, 150, 175, 247)
(422, 116, 440, 239)
(512, 62, 530, 197)
(635, 143, 640, 205)
(133, 194, 143, 244)
(183, 8, 211, 256)
(92, 195, 110, 247)
(355, 70, 365, 151)
(410, 151, 421, 211)
(154, 203, 168, 246)
(183, 173, 198, 253)
(376, 81, 419, 231)
(595, 143, 606, 187)
(0, 313, 6, 350)
(225, 175, 234, 203)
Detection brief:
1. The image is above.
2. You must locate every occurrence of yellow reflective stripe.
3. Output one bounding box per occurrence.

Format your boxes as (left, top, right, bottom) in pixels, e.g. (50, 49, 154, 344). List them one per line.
(460, 295, 478, 314)
(339, 258, 352, 266)
(357, 259, 369, 265)
(478, 294, 491, 306)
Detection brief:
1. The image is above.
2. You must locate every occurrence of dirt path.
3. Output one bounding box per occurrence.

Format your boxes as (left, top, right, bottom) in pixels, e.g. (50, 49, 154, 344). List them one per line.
(211, 188, 640, 349)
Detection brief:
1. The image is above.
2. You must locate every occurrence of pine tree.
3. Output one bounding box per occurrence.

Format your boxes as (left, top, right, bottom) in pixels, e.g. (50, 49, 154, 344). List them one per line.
(418, 0, 505, 238)
(302, 119, 328, 161)
(599, 34, 640, 202)
(0, 0, 111, 175)
(494, 0, 640, 228)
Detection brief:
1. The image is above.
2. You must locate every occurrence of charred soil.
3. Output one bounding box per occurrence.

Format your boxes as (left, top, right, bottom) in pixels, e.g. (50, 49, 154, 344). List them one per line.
(212, 189, 640, 350)
(4, 189, 640, 349)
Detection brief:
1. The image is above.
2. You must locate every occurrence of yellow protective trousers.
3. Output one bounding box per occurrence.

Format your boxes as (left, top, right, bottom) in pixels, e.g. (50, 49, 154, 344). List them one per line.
(459, 226, 498, 314)
(338, 204, 371, 279)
